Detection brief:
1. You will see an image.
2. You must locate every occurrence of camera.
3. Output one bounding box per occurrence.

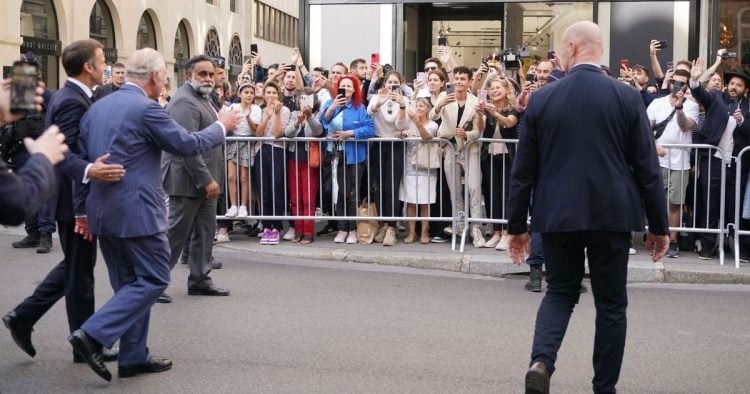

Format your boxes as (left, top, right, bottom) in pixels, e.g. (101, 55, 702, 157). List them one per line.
(721, 51, 738, 59)
(502, 49, 520, 70)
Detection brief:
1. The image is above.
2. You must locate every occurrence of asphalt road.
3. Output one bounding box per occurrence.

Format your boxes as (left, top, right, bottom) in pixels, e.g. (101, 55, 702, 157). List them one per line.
(1, 233, 749, 393)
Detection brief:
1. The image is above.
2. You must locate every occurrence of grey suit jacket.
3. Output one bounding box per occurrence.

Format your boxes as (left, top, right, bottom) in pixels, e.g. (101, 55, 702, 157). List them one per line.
(162, 83, 225, 197)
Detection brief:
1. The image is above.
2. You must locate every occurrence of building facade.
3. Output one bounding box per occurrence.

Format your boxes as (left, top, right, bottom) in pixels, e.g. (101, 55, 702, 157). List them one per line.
(2, 0, 300, 91)
(300, 0, 750, 84)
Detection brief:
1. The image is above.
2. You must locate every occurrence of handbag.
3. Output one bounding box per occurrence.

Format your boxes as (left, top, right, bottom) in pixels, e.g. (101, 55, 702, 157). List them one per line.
(652, 109, 676, 140)
(308, 141, 321, 169)
(356, 198, 378, 244)
(411, 141, 442, 169)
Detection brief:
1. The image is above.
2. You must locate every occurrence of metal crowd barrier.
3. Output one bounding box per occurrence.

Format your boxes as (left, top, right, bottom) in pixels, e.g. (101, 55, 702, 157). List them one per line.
(219, 136, 461, 248)
(459, 138, 517, 253)
(733, 146, 750, 269)
(659, 143, 728, 266)
(217, 136, 738, 267)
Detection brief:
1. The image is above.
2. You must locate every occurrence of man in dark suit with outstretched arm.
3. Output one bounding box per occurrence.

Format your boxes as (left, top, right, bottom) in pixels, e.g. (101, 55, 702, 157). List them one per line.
(506, 21, 670, 394)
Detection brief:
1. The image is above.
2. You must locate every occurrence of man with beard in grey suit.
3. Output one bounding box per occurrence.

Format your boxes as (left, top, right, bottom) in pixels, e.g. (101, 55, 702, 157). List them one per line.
(161, 55, 230, 299)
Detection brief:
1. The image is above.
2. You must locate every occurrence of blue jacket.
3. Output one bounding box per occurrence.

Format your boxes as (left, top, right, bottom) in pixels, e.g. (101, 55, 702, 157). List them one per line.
(319, 100, 375, 164)
(77, 84, 225, 238)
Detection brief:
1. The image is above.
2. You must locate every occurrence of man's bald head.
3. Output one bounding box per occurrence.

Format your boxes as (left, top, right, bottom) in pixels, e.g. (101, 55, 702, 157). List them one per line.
(560, 21, 604, 71)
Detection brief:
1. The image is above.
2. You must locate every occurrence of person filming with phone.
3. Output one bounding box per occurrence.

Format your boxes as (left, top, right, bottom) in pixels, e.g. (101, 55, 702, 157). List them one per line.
(647, 68, 699, 258)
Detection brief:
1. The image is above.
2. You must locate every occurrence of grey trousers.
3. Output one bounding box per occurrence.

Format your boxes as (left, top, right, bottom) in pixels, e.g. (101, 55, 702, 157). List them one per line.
(167, 195, 216, 289)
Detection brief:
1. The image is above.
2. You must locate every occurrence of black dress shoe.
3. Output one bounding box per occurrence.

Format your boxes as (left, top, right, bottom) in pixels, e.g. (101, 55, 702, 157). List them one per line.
(68, 329, 112, 382)
(525, 360, 550, 394)
(36, 232, 52, 254)
(211, 261, 223, 269)
(2, 311, 36, 357)
(155, 293, 172, 304)
(118, 356, 173, 378)
(187, 285, 230, 296)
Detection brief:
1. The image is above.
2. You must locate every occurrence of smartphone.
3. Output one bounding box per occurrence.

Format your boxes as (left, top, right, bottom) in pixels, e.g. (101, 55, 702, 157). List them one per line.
(10, 61, 38, 115)
(288, 64, 297, 71)
(620, 59, 630, 69)
(547, 50, 556, 60)
(657, 40, 668, 50)
(526, 73, 536, 83)
(301, 94, 314, 108)
(250, 44, 258, 54)
(103, 67, 111, 80)
(446, 83, 454, 95)
(337, 87, 346, 98)
(438, 36, 447, 46)
(666, 61, 674, 71)
(391, 85, 400, 93)
(477, 89, 487, 105)
(371, 53, 380, 66)
(417, 72, 427, 83)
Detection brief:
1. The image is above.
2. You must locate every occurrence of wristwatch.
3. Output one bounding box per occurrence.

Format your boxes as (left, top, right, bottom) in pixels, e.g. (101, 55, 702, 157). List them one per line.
(674, 105, 683, 110)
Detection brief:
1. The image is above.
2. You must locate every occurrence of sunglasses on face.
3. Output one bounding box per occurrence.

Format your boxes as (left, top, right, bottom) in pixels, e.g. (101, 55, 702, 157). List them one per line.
(424, 66, 437, 71)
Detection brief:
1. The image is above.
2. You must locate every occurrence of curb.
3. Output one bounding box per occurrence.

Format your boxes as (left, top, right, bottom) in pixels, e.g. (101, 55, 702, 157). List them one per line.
(217, 242, 686, 284)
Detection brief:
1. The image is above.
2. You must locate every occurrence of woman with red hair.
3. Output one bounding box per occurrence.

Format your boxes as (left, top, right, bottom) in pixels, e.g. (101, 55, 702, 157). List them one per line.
(320, 75, 375, 244)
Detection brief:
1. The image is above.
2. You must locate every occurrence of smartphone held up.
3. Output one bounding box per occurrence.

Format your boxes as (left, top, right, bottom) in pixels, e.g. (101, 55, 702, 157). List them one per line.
(10, 61, 38, 115)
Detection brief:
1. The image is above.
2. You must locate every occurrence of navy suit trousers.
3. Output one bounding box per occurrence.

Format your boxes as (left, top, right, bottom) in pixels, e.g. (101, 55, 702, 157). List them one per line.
(14, 221, 95, 337)
(82, 233, 170, 366)
(532, 231, 630, 394)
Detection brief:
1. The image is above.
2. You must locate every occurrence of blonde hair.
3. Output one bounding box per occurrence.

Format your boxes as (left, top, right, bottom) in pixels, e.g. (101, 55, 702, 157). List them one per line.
(483, 76, 516, 112)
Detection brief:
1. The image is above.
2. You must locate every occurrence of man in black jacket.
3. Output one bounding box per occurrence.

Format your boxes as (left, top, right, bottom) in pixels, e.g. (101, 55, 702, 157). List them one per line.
(688, 60, 750, 260)
(507, 21, 669, 393)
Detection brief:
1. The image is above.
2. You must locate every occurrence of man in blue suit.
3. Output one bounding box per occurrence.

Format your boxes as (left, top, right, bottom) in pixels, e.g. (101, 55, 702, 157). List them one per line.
(68, 48, 239, 382)
(3, 39, 125, 362)
(507, 22, 669, 393)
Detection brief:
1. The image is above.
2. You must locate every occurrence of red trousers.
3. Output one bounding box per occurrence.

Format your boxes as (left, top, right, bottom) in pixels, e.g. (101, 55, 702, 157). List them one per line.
(288, 160, 318, 237)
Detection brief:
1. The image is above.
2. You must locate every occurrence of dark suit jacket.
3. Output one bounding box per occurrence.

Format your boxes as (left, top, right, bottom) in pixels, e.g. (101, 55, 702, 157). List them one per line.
(0, 154, 55, 225)
(689, 84, 750, 156)
(78, 84, 226, 238)
(507, 64, 668, 235)
(92, 83, 120, 101)
(162, 83, 224, 198)
(44, 80, 93, 222)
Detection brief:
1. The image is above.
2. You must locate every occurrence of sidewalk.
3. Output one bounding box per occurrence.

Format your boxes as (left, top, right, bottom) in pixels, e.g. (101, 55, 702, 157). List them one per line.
(218, 228, 750, 285)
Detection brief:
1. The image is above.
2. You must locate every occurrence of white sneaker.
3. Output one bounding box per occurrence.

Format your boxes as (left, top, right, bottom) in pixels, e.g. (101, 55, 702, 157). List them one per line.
(346, 230, 358, 244)
(484, 234, 502, 248)
(496, 235, 510, 251)
(216, 232, 230, 243)
(334, 231, 347, 243)
(225, 206, 238, 218)
(472, 227, 485, 248)
(629, 247, 636, 255)
(237, 206, 248, 217)
(283, 227, 296, 241)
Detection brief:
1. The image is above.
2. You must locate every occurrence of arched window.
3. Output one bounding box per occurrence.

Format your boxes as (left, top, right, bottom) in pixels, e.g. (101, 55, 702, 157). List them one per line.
(20, 0, 60, 89)
(204, 28, 221, 57)
(228, 34, 243, 83)
(137, 12, 156, 50)
(174, 21, 191, 88)
(89, 0, 117, 64)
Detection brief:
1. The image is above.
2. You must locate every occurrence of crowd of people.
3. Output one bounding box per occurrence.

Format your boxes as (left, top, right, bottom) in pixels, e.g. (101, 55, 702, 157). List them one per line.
(175, 36, 750, 269)
(0, 19, 748, 390)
